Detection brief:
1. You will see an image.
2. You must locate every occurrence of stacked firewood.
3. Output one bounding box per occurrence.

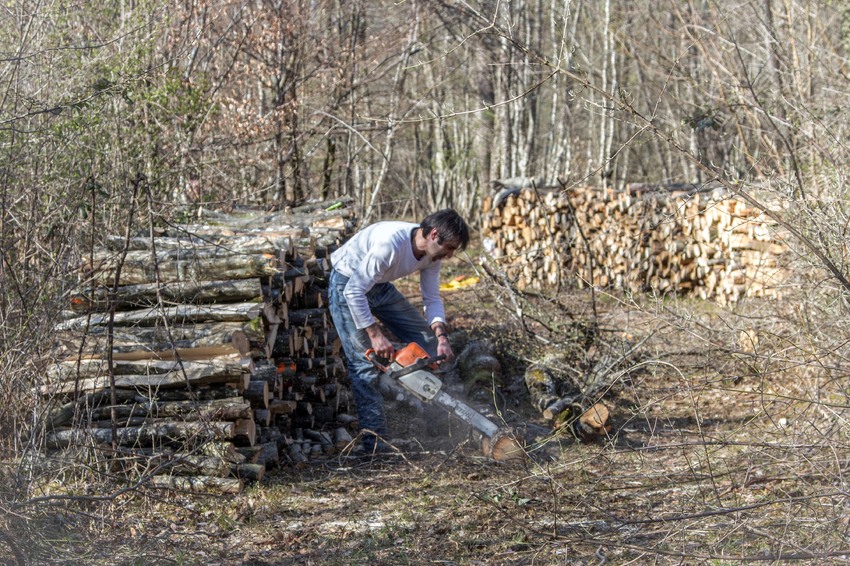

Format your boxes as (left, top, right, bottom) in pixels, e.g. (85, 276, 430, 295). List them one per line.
(44, 200, 359, 492)
(482, 184, 790, 304)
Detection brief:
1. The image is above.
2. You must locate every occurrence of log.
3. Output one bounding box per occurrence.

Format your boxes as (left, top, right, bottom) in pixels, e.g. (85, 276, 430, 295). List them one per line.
(236, 442, 279, 468)
(483, 185, 789, 303)
(107, 344, 243, 362)
(46, 421, 236, 448)
(48, 389, 139, 427)
(69, 279, 264, 312)
(230, 462, 265, 482)
(84, 398, 252, 423)
(55, 302, 264, 331)
(542, 396, 582, 421)
(333, 427, 354, 451)
(286, 442, 309, 468)
(257, 442, 280, 470)
(103, 234, 293, 254)
(572, 403, 612, 440)
(84, 253, 281, 286)
(158, 454, 231, 477)
(48, 353, 249, 380)
(302, 429, 334, 453)
(243, 380, 270, 409)
(200, 441, 244, 463)
(269, 399, 296, 416)
(56, 322, 262, 356)
(139, 387, 242, 403)
(286, 308, 328, 329)
(42, 356, 248, 395)
(254, 409, 271, 426)
(232, 418, 256, 447)
(457, 340, 503, 391)
(149, 474, 243, 494)
(250, 364, 278, 384)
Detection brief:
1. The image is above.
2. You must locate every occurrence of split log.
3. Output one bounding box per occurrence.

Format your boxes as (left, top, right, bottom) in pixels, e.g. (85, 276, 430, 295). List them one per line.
(483, 185, 789, 303)
(107, 344, 243, 362)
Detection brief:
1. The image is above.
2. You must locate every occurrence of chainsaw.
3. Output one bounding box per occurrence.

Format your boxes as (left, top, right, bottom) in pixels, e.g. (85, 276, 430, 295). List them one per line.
(365, 342, 524, 461)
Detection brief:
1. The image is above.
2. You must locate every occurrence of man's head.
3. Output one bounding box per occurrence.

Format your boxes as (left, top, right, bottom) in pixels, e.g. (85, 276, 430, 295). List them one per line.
(421, 209, 470, 260)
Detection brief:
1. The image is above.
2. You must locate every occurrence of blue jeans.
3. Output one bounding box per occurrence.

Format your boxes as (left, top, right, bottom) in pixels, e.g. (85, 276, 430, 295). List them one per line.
(328, 270, 437, 449)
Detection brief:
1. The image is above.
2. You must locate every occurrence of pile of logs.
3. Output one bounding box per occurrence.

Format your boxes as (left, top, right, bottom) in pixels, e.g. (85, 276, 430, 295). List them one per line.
(44, 200, 359, 493)
(482, 184, 790, 304)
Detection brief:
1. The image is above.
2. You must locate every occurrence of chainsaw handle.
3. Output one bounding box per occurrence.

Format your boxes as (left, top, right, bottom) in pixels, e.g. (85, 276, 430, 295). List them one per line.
(364, 349, 392, 372)
(365, 346, 446, 373)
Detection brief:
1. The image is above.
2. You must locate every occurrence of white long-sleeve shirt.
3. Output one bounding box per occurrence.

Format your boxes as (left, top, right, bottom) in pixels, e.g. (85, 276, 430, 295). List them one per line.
(330, 221, 445, 330)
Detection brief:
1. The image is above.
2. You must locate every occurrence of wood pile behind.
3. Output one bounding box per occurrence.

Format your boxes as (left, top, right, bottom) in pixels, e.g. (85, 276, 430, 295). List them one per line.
(45, 200, 359, 492)
(482, 185, 791, 304)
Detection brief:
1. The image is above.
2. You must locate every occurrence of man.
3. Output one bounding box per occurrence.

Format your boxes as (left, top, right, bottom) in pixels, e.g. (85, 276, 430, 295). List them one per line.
(328, 209, 470, 453)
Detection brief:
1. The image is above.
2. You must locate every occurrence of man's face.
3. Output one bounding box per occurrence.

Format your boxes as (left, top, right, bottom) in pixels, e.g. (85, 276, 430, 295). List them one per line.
(426, 228, 460, 260)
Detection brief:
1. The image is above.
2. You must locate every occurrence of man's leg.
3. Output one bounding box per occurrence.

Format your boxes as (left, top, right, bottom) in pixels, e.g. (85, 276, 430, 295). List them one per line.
(367, 282, 438, 357)
(328, 271, 389, 452)
(368, 282, 448, 438)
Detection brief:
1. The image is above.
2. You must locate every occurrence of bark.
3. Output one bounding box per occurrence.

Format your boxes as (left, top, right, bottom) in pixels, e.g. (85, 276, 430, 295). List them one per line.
(82, 399, 252, 424)
(149, 474, 243, 494)
(57, 322, 261, 357)
(84, 253, 281, 286)
(42, 356, 248, 395)
(70, 278, 264, 312)
(56, 302, 264, 331)
(46, 421, 236, 448)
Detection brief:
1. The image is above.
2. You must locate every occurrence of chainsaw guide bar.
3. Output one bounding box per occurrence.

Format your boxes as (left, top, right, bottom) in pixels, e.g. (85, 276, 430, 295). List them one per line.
(365, 343, 526, 461)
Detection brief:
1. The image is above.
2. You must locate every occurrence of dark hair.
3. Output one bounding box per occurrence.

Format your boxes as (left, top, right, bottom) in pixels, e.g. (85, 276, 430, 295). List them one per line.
(421, 209, 470, 251)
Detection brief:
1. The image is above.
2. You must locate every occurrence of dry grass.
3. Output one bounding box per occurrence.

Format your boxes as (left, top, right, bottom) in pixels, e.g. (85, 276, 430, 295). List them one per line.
(4, 256, 850, 565)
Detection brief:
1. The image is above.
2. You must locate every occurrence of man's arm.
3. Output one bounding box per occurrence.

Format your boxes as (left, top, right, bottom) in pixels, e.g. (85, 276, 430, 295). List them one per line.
(421, 265, 455, 362)
(343, 242, 397, 358)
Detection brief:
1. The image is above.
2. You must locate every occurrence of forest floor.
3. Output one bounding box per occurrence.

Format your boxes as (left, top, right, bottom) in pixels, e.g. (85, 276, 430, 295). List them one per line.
(6, 254, 850, 565)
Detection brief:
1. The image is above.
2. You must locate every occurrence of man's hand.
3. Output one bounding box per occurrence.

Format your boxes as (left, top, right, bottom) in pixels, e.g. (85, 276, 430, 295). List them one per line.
(436, 335, 455, 363)
(366, 324, 394, 359)
(432, 323, 454, 363)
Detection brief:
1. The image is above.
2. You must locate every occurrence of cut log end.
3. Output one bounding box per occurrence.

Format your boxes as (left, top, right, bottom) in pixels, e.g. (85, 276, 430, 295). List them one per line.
(573, 403, 612, 440)
(481, 429, 526, 461)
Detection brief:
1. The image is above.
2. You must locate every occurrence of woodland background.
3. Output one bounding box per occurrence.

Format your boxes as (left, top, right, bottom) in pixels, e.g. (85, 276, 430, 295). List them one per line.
(3, 0, 850, 563)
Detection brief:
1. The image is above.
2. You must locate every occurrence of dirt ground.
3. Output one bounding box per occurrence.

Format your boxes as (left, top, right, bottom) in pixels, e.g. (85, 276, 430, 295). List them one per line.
(6, 256, 850, 565)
